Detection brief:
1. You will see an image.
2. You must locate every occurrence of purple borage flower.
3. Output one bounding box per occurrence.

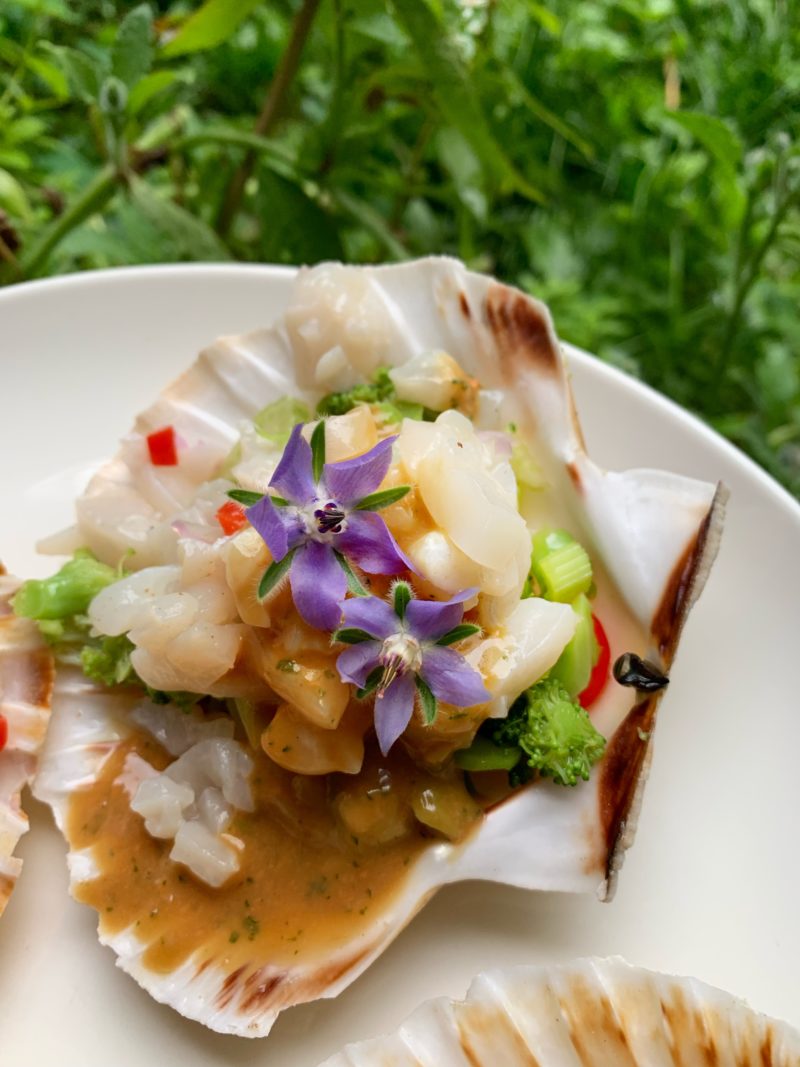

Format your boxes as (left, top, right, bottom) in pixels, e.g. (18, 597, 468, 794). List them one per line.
(333, 581, 490, 755)
(238, 422, 414, 631)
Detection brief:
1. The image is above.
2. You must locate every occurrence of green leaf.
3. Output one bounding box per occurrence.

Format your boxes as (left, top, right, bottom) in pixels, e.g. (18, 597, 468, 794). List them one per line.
(310, 420, 326, 483)
(356, 486, 410, 512)
(25, 54, 70, 98)
(392, 0, 546, 204)
(356, 666, 383, 700)
(129, 178, 231, 262)
(393, 581, 411, 620)
(415, 674, 437, 725)
(436, 623, 481, 646)
(45, 44, 103, 101)
(334, 552, 368, 596)
(112, 4, 154, 88)
(258, 168, 343, 265)
(258, 550, 295, 600)
(128, 70, 182, 115)
(0, 168, 31, 220)
(665, 111, 743, 172)
(227, 489, 263, 506)
(161, 0, 263, 58)
(333, 628, 374, 644)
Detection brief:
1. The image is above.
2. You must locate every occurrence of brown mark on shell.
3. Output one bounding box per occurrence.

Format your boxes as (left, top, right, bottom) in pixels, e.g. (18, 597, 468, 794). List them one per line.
(215, 965, 247, 1011)
(598, 693, 659, 900)
(241, 968, 284, 1012)
(459, 290, 472, 320)
(652, 484, 727, 665)
(484, 283, 561, 380)
(455, 996, 539, 1066)
(565, 461, 582, 492)
(559, 975, 639, 1067)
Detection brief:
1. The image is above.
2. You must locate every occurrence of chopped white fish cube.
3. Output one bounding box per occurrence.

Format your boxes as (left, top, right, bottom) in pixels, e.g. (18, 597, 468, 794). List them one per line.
(130, 702, 235, 757)
(131, 776, 194, 839)
(197, 787, 232, 834)
(170, 821, 241, 888)
(165, 739, 254, 812)
(88, 565, 180, 636)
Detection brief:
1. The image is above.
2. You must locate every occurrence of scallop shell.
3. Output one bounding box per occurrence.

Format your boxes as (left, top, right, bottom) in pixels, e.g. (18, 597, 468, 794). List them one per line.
(320, 957, 800, 1067)
(33, 258, 725, 1035)
(0, 565, 53, 916)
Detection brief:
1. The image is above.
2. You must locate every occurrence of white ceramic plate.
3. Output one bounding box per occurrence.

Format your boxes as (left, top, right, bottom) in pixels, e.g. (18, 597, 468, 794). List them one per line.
(1, 266, 798, 1066)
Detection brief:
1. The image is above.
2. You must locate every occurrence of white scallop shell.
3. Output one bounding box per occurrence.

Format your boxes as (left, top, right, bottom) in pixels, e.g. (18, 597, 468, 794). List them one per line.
(33, 258, 725, 1035)
(320, 957, 800, 1067)
(0, 566, 53, 916)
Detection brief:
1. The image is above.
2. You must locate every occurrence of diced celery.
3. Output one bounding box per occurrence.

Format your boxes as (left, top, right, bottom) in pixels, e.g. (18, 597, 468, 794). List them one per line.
(232, 698, 264, 751)
(454, 735, 522, 772)
(253, 397, 311, 443)
(511, 440, 546, 493)
(530, 528, 593, 603)
(12, 550, 117, 621)
(550, 593, 598, 698)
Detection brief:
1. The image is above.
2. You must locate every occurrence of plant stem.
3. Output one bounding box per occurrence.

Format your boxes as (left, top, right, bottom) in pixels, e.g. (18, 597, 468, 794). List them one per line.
(20, 164, 118, 279)
(216, 0, 322, 238)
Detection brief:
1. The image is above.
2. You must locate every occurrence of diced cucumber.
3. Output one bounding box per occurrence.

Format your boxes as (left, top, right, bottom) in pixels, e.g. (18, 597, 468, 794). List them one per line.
(550, 593, 598, 698)
(454, 735, 522, 772)
(253, 397, 311, 443)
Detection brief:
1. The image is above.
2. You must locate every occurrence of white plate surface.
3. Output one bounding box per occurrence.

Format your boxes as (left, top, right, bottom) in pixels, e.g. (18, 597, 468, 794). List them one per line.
(0, 265, 798, 1065)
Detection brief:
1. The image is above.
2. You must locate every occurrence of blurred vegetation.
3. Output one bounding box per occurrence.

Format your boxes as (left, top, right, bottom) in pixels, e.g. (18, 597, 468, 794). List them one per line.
(1, 0, 799, 496)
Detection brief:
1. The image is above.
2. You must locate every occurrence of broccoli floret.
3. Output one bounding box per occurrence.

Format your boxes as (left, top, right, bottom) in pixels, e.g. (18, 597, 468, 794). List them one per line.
(316, 367, 396, 416)
(489, 678, 606, 787)
(81, 634, 136, 687)
(12, 549, 116, 621)
(316, 367, 435, 423)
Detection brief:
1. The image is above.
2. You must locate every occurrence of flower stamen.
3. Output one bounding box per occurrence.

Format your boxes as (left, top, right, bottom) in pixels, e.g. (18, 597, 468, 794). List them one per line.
(313, 501, 347, 535)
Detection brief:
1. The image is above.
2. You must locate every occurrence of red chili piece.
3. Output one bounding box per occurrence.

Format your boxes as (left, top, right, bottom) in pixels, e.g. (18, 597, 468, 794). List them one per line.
(216, 501, 248, 536)
(0, 714, 8, 753)
(146, 426, 178, 466)
(579, 614, 610, 710)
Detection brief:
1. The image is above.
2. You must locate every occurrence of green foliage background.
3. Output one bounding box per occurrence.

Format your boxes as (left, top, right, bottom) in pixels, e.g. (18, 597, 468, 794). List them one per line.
(1, 0, 799, 497)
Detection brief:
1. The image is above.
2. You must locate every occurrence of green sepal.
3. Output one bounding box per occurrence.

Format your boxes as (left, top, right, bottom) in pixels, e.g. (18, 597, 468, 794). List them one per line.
(333, 627, 374, 645)
(356, 486, 410, 511)
(310, 420, 326, 483)
(415, 674, 437, 724)
(356, 666, 383, 699)
(393, 581, 411, 619)
(227, 489, 263, 506)
(334, 551, 368, 596)
(257, 549, 295, 599)
(436, 623, 480, 646)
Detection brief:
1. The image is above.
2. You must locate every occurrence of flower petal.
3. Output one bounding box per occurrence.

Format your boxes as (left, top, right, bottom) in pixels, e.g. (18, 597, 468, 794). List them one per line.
(246, 496, 304, 560)
(290, 541, 347, 631)
(419, 645, 489, 707)
(323, 435, 397, 506)
(336, 641, 382, 687)
(340, 594, 398, 639)
(404, 587, 478, 642)
(374, 673, 416, 755)
(269, 423, 316, 504)
(336, 511, 415, 575)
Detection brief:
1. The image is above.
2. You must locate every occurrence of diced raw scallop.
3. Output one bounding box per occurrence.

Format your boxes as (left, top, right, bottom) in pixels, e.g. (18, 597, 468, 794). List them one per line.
(129, 647, 188, 693)
(389, 349, 474, 412)
(197, 787, 232, 834)
(224, 527, 273, 627)
(261, 703, 365, 775)
(130, 702, 234, 757)
(88, 566, 181, 636)
(323, 405, 378, 462)
(170, 820, 241, 888)
(76, 471, 178, 568)
(179, 538, 221, 585)
(131, 776, 194, 839)
(285, 263, 414, 388)
(468, 597, 577, 703)
(166, 621, 245, 690)
(127, 592, 200, 650)
(165, 738, 254, 813)
(408, 530, 517, 599)
(185, 576, 237, 625)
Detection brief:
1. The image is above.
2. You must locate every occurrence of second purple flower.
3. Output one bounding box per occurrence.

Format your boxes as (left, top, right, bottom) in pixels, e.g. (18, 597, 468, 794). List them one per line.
(244, 422, 414, 631)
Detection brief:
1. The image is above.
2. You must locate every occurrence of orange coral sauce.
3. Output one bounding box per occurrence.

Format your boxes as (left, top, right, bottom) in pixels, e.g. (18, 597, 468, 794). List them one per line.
(67, 732, 443, 974)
